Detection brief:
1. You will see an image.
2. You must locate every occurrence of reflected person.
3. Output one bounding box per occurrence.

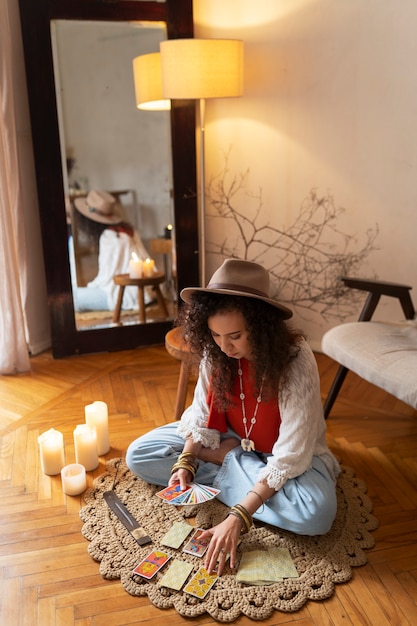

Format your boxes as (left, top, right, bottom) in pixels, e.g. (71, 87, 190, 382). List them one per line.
(69, 189, 151, 312)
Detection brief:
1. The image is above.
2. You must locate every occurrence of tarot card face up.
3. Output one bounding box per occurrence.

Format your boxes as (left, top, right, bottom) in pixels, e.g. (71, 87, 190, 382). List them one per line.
(132, 550, 171, 580)
(183, 566, 218, 599)
(182, 528, 211, 557)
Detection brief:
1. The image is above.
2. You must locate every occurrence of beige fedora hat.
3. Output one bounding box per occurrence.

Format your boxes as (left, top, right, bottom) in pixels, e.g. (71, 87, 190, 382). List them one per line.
(181, 259, 293, 319)
(74, 190, 122, 225)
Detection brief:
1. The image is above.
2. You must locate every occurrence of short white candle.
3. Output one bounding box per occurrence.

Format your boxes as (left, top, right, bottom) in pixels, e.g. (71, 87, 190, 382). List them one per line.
(85, 401, 110, 456)
(73, 424, 99, 471)
(61, 463, 87, 496)
(143, 257, 155, 277)
(129, 253, 143, 278)
(37, 428, 65, 475)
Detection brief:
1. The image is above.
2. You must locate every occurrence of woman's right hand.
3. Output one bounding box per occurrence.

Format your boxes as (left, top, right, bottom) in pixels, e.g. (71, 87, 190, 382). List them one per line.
(169, 467, 192, 491)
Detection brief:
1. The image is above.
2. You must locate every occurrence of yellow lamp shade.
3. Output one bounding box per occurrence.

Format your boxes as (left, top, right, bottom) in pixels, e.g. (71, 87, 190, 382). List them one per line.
(133, 52, 171, 111)
(160, 39, 244, 100)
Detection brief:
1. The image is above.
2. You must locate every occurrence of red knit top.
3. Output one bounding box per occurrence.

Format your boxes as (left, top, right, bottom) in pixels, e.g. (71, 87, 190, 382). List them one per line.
(206, 358, 281, 453)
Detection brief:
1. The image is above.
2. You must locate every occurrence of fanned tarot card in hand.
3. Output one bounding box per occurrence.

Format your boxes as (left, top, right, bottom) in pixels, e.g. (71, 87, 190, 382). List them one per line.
(156, 484, 192, 504)
(156, 482, 220, 506)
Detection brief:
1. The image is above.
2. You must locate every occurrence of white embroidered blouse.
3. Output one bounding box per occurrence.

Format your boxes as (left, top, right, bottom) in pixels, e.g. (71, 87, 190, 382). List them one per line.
(176, 338, 340, 491)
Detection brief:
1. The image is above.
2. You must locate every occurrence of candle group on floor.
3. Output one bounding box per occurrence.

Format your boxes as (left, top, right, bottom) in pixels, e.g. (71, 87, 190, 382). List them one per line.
(37, 400, 110, 496)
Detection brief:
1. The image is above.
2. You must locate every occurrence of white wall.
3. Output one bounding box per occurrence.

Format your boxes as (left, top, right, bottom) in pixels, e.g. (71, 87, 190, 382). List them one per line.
(194, 0, 417, 349)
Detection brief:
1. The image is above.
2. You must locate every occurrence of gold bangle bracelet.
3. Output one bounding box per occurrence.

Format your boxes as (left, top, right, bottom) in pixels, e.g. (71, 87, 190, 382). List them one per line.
(233, 504, 252, 532)
(171, 462, 196, 477)
(234, 503, 253, 523)
(230, 505, 252, 533)
(228, 510, 248, 533)
(178, 452, 196, 461)
(172, 459, 196, 469)
(171, 462, 195, 472)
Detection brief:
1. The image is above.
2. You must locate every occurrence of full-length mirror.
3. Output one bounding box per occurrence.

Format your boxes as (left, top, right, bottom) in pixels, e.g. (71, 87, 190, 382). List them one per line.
(19, 0, 198, 357)
(52, 19, 174, 331)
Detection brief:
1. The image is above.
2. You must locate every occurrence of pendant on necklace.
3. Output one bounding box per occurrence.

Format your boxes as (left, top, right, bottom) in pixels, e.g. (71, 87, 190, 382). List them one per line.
(241, 438, 255, 452)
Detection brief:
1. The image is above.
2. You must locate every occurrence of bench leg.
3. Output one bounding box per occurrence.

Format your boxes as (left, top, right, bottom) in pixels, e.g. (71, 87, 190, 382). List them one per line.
(323, 365, 349, 419)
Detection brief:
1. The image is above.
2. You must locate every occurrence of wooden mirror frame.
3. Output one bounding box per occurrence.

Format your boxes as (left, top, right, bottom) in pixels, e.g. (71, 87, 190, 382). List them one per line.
(18, 0, 198, 358)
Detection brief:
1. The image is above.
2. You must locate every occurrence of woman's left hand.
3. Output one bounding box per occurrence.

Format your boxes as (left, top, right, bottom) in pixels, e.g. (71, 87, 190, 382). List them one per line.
(198, 514, 242, 576)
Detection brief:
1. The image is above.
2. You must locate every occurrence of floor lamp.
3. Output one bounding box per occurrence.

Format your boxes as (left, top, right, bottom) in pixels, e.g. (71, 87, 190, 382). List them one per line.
(132, 52, 171, 111)
(160, 39, 243, 286)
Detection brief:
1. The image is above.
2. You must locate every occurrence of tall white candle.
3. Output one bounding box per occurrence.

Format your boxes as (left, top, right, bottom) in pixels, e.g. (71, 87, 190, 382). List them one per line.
(73, 424, 99, 471)
(38, 428, 65, 475)
(61, 463, 87, 496)
(129, 253, 143, 278)
(143, 257, 155, 277)
(85, 401, 110, 456)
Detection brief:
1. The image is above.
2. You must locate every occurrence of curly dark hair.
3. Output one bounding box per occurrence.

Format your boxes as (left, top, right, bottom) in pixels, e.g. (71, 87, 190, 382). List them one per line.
(176, 292, 304, 410)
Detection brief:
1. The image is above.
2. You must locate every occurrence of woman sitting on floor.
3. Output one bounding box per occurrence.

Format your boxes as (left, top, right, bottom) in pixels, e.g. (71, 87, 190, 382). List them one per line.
(126, 259, 340, 575)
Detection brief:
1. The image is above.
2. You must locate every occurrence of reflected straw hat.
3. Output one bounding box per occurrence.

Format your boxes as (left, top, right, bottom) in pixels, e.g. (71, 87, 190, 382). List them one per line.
(180, 258, 293, 319)
(74, 190, 122, 225)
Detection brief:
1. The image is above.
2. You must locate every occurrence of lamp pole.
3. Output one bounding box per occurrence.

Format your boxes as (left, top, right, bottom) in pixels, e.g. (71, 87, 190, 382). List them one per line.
(199, 97, 206, 286)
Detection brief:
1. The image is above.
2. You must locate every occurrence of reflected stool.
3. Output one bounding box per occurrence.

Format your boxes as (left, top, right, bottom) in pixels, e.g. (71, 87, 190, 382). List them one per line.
(165, 326, 198, 420)
(112, 272, 169, 324)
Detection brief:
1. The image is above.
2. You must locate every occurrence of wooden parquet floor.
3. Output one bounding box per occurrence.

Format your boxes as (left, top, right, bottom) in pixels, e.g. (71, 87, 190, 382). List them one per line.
(0, 346, 416, 625)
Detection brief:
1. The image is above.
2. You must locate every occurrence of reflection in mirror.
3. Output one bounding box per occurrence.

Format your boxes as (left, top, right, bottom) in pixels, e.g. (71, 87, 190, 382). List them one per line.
(51, 20, 176, 331)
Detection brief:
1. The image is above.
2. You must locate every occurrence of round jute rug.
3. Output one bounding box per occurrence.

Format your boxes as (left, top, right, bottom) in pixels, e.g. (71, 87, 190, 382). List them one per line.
(79, 458, 378, 622)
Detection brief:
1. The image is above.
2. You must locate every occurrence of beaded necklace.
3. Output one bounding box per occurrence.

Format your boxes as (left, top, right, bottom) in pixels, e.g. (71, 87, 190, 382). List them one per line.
(238, 359, 264, 452)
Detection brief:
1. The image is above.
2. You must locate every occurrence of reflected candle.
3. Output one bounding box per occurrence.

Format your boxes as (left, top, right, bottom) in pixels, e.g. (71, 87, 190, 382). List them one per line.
(73, 424, 99, 471)
(85, 401, 110, 456)
(38, 428, 65, 475)
(143, 257, 155, 277)
(61, 463, 87, 496)
(129, 252, 143, 278)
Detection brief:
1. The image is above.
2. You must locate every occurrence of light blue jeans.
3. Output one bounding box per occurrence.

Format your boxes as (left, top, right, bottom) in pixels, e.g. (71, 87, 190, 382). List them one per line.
(126, 422, 338, 536)
(73, 287, 109, 312)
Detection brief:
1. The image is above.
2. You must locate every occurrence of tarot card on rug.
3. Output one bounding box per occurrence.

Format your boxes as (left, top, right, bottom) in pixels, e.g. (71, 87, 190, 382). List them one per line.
(132, 549, 172, 580)
(157, 559, 194, 591)
(160, 521, 194, 549)
(236, 547, 299, 585)
(183, 566, 218, 599)
(182, 528, 211, 557)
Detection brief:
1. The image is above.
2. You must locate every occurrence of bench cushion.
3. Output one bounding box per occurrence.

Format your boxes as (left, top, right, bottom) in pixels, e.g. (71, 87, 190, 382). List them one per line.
(321, 320, 417, 409)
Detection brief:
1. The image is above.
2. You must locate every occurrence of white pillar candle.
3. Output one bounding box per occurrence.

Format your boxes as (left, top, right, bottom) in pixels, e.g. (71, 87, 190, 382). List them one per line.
(73, 424, 99, 471)
(143, 257, 155, 277)
(85, 401, 110, 456)
(37, 428, 65, 475)
(129, 253, 143, 278)
(61, 463, 87, 496)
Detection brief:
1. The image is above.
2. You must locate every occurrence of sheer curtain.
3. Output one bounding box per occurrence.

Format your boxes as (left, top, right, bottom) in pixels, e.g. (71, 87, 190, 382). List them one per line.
(0, 0, 50, 374)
